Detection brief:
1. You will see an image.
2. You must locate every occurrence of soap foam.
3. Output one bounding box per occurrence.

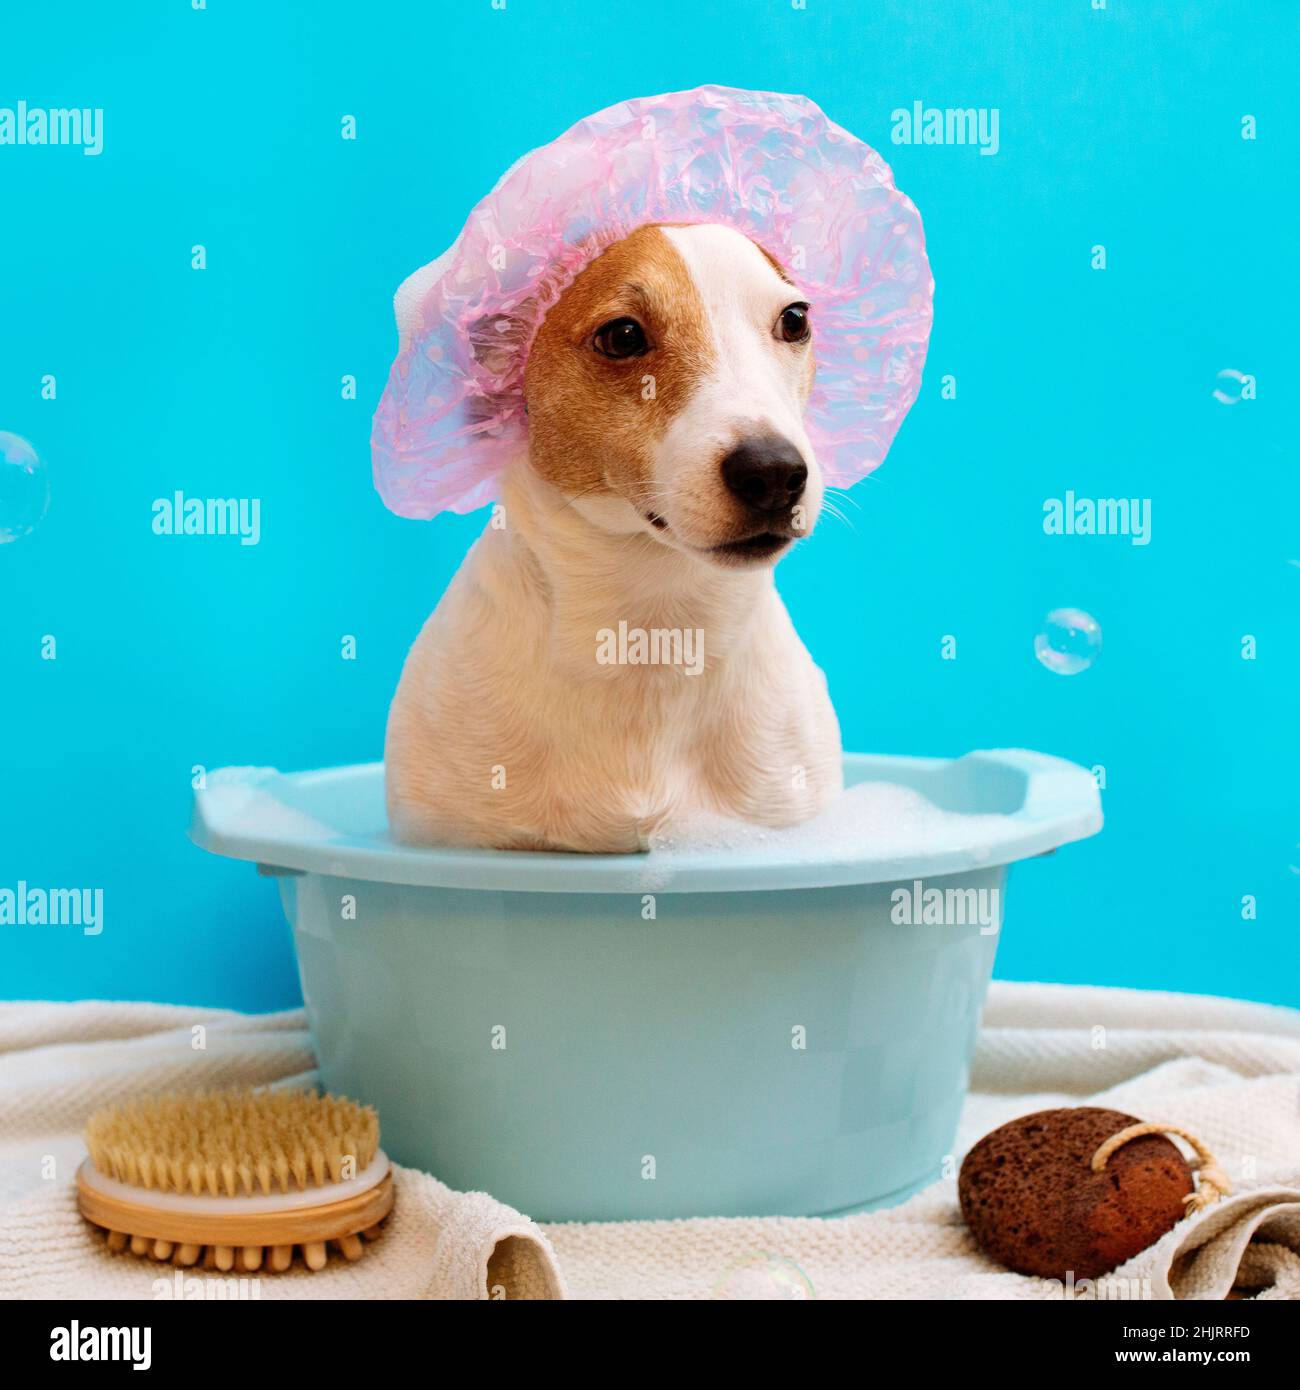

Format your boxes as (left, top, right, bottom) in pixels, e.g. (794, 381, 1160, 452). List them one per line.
(645, 781, 1013, 869)
(200, 768, 339, 841)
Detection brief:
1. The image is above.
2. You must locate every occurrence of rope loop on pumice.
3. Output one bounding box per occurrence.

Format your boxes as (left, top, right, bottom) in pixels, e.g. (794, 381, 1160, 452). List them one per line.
(1090, 1122, 1232, 1214)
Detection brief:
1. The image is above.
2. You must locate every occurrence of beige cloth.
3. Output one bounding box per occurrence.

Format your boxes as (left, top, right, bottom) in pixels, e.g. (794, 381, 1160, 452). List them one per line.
(1, 983, 1297, 1300)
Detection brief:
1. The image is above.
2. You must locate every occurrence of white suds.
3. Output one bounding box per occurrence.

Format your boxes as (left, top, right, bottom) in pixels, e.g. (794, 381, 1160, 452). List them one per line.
(645, 781, 1013, 864)
(199, 768, 339, 841)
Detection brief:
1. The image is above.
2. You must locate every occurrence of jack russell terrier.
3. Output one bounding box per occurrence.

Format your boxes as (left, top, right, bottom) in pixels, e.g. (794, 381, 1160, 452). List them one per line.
(385, 222, 842, 851)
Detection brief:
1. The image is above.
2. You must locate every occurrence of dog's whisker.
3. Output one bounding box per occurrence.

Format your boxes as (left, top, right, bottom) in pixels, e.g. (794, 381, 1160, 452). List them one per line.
(823, 485, 865, 515)
(816, 498, 858, 536)
(549, 478, 613, 517)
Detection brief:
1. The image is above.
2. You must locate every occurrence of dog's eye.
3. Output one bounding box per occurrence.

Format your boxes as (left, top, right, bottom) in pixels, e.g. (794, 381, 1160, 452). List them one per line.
(593, 317, 649, 359)
(775, 303, 811, 344)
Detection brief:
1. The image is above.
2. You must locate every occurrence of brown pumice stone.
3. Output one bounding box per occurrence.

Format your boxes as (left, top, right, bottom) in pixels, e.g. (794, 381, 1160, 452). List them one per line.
(958, 1107, 1195, 1280)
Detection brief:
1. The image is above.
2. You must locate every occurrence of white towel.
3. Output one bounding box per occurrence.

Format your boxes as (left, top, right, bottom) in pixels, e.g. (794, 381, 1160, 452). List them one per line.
(1, 983, 1297, 1300)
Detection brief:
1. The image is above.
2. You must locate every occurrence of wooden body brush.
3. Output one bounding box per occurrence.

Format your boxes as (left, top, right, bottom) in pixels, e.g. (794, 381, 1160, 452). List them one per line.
(77, 1090, 394, 1273)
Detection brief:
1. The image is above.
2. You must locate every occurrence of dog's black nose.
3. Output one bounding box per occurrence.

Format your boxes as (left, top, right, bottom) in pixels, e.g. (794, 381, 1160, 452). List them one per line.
(720, 436, 808, 513)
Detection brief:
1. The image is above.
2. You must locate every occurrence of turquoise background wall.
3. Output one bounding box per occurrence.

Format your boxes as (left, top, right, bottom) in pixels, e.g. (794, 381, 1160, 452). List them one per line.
(2, 1, 1297, 1009)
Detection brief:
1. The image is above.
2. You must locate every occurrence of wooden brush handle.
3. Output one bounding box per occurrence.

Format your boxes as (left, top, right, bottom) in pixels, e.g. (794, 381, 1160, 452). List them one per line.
(78, 1168, 394, 1248)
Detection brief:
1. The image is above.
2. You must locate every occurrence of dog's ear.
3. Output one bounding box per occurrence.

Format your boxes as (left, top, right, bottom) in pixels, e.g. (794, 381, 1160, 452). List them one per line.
(465, 310, 534, 425)
(467, 311, 530, 380)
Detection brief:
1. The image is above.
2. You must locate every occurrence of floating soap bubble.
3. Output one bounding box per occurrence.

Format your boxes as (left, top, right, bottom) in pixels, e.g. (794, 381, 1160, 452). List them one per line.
(0, 432, 49, 543)
(1212, 368, 1253, 405)
(1035, 607, 1101, 676)
(712, 1252, 816, 1300)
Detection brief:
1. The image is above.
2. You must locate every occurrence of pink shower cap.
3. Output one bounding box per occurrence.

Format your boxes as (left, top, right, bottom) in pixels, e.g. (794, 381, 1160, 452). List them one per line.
(372, 84, 933, 519)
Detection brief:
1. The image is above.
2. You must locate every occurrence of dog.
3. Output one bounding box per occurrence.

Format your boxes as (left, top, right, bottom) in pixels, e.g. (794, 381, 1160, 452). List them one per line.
(385, 222, 843, 851)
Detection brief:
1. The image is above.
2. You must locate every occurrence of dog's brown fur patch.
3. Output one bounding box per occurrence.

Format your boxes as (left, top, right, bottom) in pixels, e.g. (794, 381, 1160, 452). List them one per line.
(523, 225, 714, 507)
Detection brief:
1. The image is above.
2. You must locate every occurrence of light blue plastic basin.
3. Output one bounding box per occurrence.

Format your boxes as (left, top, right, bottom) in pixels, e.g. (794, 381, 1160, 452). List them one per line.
(190, 749, 1101, 1222)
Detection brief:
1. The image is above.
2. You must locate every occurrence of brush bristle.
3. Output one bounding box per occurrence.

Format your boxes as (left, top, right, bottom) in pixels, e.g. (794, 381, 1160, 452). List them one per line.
(85, 1090, 380, 1197)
